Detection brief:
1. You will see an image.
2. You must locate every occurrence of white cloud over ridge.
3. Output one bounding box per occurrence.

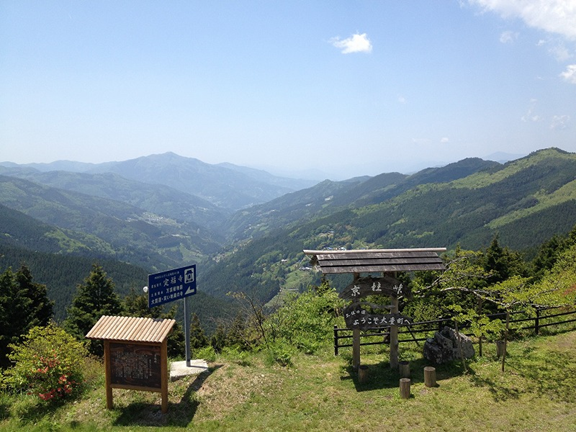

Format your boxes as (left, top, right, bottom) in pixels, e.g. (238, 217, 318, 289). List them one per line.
(331, 33, 372, 54)
(470, 0, 576, 40)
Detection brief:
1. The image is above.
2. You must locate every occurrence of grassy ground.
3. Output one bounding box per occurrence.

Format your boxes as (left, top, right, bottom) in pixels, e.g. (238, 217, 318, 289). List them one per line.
(2, 328, 576, 431)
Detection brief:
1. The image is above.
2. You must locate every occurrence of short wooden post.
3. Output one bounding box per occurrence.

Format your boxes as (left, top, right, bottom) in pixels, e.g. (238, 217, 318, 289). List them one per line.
(535, 308, 540, 336)
(399, 360, 410, 378)
(399, 378, 411, 399)
(352, 328, 361, 369)
(495, 340, 506, 358)
(424, 366, 436, 387)
(358, 365, 369, 383)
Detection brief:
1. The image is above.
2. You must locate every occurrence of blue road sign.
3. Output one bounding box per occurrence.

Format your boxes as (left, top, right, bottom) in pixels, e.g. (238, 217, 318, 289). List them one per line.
(148, 264, 197, 308)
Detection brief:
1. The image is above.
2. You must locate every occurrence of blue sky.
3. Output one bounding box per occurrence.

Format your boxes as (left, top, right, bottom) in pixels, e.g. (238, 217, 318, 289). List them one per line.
(1, 1, 575, 179)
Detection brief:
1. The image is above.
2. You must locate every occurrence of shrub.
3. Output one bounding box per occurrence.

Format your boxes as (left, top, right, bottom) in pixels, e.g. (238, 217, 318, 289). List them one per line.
(3, 324, 88, 402)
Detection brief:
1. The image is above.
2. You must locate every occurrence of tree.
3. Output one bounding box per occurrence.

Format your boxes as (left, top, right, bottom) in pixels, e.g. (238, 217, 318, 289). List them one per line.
(189, 313, 208, 349)
(483, 236, 526, 284)
(0, 265, 54, 368)
(15, 265, 53, 329)
(64, 264, 123, 356)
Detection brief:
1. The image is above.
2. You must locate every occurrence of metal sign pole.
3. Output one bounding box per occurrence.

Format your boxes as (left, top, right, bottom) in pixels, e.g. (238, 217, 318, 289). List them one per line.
(183, 296, 191, 367)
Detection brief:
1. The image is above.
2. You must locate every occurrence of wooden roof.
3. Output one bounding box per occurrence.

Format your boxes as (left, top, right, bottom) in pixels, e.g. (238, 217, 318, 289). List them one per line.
(86, 316, 176, 343)
(303, 248, 446, 274)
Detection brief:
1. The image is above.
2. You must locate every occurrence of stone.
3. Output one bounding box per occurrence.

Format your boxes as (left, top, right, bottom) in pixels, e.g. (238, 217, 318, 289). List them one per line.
(423, 326, 475, 364)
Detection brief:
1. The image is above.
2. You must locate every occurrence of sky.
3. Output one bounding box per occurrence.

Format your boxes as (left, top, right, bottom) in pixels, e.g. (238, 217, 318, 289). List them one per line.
(1, 1, 575, 180)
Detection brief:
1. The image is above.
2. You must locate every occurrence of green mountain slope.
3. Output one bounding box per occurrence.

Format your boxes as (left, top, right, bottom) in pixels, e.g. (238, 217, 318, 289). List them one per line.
(0, 167, 230, 231)
(0, 175, 222, 269)
(201, 148, 576, 304)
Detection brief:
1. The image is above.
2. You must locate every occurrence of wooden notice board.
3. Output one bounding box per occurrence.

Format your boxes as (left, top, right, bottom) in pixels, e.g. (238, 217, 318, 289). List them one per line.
(86, 316, 175, 413)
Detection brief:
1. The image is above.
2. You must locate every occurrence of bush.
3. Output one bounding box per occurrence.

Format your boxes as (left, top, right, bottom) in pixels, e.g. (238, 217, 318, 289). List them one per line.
(2, 324, 88, 402)
(270, 284, 344, 355)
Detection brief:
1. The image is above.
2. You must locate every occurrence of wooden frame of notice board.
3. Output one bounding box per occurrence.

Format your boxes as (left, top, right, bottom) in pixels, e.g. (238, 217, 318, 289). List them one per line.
(86, 316, 176, 413)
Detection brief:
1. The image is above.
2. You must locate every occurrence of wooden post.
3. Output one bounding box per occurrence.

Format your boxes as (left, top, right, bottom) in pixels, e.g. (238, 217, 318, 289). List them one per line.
(399, 378, 411, 399)
(535, 308, 540, 336)
(334, 325, 339, 356)
(352, 328, 361, 369)
(399, 361, 410, 378)
(424, 366, 436, 387)
(495, 340, 506, 358)
(501, 310, 510, 373)
(104, 340, 113, 409)
(358, 365, 368, 383)
(352, 272, 361, 370)
(161, 340, 169, 414)
(389, 295, 399, 369)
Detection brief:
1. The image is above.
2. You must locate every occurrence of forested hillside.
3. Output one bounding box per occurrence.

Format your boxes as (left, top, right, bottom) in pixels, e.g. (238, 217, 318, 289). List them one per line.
(2, 147, 576, 327)
(200, 148, 576, 305)
(0, 175, 222, 269)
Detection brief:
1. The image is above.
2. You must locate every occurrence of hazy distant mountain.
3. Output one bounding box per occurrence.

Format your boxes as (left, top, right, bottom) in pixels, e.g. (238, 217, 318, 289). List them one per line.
(85, 152, 318, 210)
(0, 153, 319, 211)
(0, 167, 229, 231)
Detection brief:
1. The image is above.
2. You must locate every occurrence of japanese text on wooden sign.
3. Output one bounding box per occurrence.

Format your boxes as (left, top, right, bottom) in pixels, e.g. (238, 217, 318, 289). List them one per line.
(343, 303, 413, 331)
(339, 275, 410, 300)
(109, 343, 162, 389)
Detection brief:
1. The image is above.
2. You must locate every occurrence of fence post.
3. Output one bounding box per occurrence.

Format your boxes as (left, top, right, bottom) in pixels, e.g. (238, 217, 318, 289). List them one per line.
(535, 308, 540, 336)
(334, 325, 339, 356)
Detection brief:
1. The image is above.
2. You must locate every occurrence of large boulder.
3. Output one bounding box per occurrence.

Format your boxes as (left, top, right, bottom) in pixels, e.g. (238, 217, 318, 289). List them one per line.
(423, 326, 475, 364)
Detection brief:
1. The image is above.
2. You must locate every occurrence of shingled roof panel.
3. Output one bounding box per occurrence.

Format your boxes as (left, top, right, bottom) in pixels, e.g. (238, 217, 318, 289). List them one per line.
(303, 248, 446, 274)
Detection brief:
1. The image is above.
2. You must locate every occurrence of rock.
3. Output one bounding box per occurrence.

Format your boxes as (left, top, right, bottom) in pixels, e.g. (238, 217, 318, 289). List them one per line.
(423, 326, 475, 364)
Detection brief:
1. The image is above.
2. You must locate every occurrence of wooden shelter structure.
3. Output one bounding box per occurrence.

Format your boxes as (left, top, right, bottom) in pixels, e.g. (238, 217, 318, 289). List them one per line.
(303, 248, 446, 370)
(86, 316, 176, 413)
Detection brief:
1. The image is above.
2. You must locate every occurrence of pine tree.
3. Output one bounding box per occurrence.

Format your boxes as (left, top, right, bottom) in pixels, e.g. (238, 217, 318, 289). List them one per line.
(64, 264, 123, 356)
(15, 265, 53, 329)
(189, 313, 208, 349)
(0, 265, 54, 368)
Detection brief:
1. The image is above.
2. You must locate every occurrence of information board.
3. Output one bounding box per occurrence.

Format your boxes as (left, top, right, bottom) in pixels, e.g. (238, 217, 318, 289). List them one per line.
(148, 264, 197, 308)
(109, 343, 162, 389)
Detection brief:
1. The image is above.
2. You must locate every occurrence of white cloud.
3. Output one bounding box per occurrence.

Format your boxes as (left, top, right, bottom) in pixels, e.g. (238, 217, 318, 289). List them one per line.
(560, 64, 576, 83)
(440, 137, 450, 143)
(398, 95, 407, 104)
(521, 98, 541, 122)
(549, 44, 572, 61)
(500, 30, 518, 43)
(469, 0, 576, 40)
(550, 114, 571, 129)
(330, 33, 373, 54)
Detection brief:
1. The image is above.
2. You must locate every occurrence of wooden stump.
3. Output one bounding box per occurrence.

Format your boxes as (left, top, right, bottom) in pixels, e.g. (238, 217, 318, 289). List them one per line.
(399, 378, 411, 399)
(358, 365, 368, 383)
(424, 366, 436, 387)
(399, 361, 410, 378)
(495, 340, 506, 358)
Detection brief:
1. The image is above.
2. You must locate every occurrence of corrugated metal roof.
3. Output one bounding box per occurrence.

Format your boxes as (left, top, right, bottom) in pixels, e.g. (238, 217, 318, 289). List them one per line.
(303, 248, 446, 274)
(86, 316, 176, 343)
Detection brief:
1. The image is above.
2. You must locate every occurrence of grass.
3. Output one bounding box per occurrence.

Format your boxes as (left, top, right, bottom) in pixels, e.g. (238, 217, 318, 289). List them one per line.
(2, 327, 576, 431)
